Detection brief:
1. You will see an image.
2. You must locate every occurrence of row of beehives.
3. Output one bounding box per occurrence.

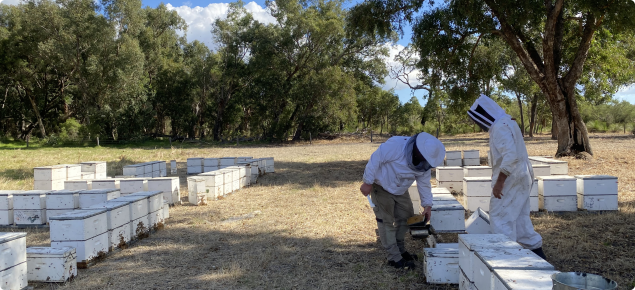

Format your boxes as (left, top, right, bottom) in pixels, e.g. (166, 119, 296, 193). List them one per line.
(186, 157, 274, 175)
(33, 161, 107, 191)
(0, 177, 180, 226)
(122, 161, 168, 178)
(445, 150, 480, 166)
(0, 190, 172, 287)
(186, 158, 275, 205)
(422, 234, 558, 288)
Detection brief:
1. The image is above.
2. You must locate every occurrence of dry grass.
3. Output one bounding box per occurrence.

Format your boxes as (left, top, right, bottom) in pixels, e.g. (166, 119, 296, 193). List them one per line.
(0, 133, 634, 289)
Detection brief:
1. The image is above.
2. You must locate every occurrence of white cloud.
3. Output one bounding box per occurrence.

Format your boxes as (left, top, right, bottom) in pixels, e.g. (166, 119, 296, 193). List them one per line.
(166, 1, 276, 49)
(615, 84, 635, 104)
(0, 0, 22, 5)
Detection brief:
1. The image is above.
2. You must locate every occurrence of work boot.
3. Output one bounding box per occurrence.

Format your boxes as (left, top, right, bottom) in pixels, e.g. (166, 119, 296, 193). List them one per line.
(401, 251, 419, 261)
(389, 259, 416, 270)
(531, 247, 547, 260)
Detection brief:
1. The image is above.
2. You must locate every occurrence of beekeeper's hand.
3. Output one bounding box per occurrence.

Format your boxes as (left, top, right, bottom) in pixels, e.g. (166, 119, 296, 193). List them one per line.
(422, 206, 432, 221)
(493, 172, 507, 199)
(360, 183, 372, 196)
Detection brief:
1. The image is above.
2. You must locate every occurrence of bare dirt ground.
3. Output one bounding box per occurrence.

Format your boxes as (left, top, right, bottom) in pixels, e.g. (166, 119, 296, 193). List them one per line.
(1, 133, 634, 289)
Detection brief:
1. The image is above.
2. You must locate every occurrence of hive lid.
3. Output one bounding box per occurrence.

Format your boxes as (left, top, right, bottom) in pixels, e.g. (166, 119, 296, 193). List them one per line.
(463, 150, 479, 152)
(238, 156, 254, 159)
(493, 269, 560, 290)
(574, 175, 617, 180)
(432, 195, 458, 202)
(220, 157, 236, 159)
(120, 178, 148, 182)
(80, 161, 106, 164)
(147, 177, 179, 181)
(432, 200, 464, 211)
(47, 190, 81, 195)
(463, 177, 492, 181)
(49, 209, 107, 220)
(34, 165, 65, 170)
(129, 191, 162, 197)
(86, 201, 129, 210)
(92, 179, 119, 182)
(532, 164, 550, 168)
(66, 179, 90, 183)
(79, 188, 120, 194)
(110, 195, 146, 202)
(537, 176, 576, 181)
(186, 176, 205, 181)
(475, 248, 554, 270)
(531, 157, 567, 164)
(0, 190, 24, 196)
(27, 246, 76, 258)
(463, 166, 492, 170)
(0, 232, 27, 243)
(18, 190, 48, 196)
(423, 248, 459, 258)
(436, 166, 462, 170)
(446, 150, 461, 153)
(187, 157, 204, 160)
(123, 164, 143, 168)
(59, 164, 81, 168)
(458, 234, 521, 250)
(431, 187, 451, 194)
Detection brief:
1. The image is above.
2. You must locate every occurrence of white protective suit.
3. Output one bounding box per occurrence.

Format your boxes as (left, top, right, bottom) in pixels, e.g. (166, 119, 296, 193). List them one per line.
(468, 95, 543, 250)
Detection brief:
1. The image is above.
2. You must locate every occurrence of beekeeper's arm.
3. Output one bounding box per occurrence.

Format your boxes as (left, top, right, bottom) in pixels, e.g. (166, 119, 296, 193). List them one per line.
(361, 144, 390, 196)
(492, 122, 519, 199)
(416, 170, 433, 220)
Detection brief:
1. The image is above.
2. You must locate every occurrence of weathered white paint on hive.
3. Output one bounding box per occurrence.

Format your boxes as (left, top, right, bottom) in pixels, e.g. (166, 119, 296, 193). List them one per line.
(78, 189, 120, 209)
(446, 151, 461, 160)
(437, 167, 464, 182)
(61, 164, 82, 180)
(34, 179, 65, 191)
(170, 160, 177, 174)
(34, 166, 66, 181)
(147, 177, 180, 205)
(538, 176, 576, 197)
(147, 209, 164, 229)
(80, 161, 107, 174)
(463, 177, 492, 197)
(463, 150, 479, 159)
(458, 234, 522, 283)
(0, 210, 14, 225)
(51, 232, 108, 263)
(129, 216, 149, 239)
(0, 262, 27, 290)
(187, 177, 206, 205)
(0, 190, 20, 210)
(463, 166, 492, 178)
(46, 209, 75, 223)
(108, 223, 131, 250)
(532, 164, 550, 177)
(199, 172, 223, 187)
(129, 191, 162, 212)
(119, 179, 148, 194)
(14, 209, 46, 225)
(465, 208, 492, 234)
(459, 267, 477, 290)
(466, 196, 491, 212)
(86, 202, 131, 230)
(493, 269, 560, 290)
(437, 181, 462, 193)
(26, 246, 77, 283)
(46, 190, 80, 209)
(462, 158, 480, 166)
(66, 180, 91, 191)
(473, 248, 554, 290)
(0, 233, 27, 272)
(162, 200, 170, 220)
(432, 187, 451, 195)
(540, 195, 577, 211)
(110, 195, 148, 220)
(528, 157, 568, 175)
(577, 194, 618, 211)
(91, 179, 120, 190)
(49, 209, 108, 241)
(423, 248, 459, 284)
(575, 175, 618, 196)
(430, 200, 465, 232)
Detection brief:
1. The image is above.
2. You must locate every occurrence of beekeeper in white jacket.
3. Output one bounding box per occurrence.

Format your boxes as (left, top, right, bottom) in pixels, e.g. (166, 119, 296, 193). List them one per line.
(360, 133, 445, 269)
(467, 94, 546, 259)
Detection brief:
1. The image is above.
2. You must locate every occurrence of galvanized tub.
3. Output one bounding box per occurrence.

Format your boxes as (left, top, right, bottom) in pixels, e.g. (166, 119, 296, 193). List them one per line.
(551, 272, 617, 290)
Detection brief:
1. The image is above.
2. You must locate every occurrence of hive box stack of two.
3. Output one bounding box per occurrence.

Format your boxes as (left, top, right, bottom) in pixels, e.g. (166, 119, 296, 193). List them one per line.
(119, 178, 148, 196)
(78, 189, 121, 209)
(128, 191, 164, 232)
(122, 164, 145, 178)
(187, 158, 204, 175)
(203, 158, 219, 173)
(0, 190, 23, 226)
(223, 167, 242, 192)
(147, 177, 181, 206)
(85, 200, 133, 252)
(0, 232, 28, 290)
(529, 157, 568, 176)
(462, 150, 480, 166)
(109, 195, 150, 240)
(236, 162, 252, 187)
(46, 190, 80, 223)
(198, 171, 224, 201)
(436, 166, 464, 194)
(49, 209, 109, 268)
(538, 176, 577, 212)
(445, 151, 462, 167)
(576, 175, 619, 211)
(170, 160, 177, 175)
(219, 157, 237, 170)
(263, 157, 275, 173)
(33, 165, 66, 191)
(187, 176, 207, 206)
(81, 161, 107, 180)
(247, 159, 260, 184)
(463, 177, 492, 213)
(13, 190, 47, 226)
(458, 234, 523, 290)
(91, 178, 120, 190)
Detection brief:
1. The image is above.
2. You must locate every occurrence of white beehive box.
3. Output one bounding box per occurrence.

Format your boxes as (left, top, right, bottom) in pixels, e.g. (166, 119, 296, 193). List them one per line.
(106, 196, 148, 239)
(34, 179, 65, 191)
(108, 221, 132, 250)
(60, 164, 82, 180)
(119, 178, 148, 194)
(433, 195, 458, 202)
(86, 202, 132, 250)
(151, 162, 160, 172)
(0, 210, 13, 225)
(81, 172, 95, 180)
(458, 234, 523, 283)
(463, 158, 480, 166)
(151, 171, 160, 178)
(446, 151, 461, 160)
(436, 166, 464, 182)
(473, 249, 554, 290)
(65, 180, 92, 191)
(81, 161, 107, 174)
(26, 246, 77, 282)
(147, 177, 180, 205)
(576, 175, 618, 196)
(463, 150, 479, 159)
(78, 189, 120, 209)
(0, 190, 20, 210)
(529, 157, 568, 175)
(159, 161, 166, 170)
(463, 166, 492, 178)
(465, 208, 492, 234)
(437, 181, 462, 193)
(123, 164, 145, 176)
(34, 165, 66, 181)
(203, 158, 219, 167)
(187, 158, 203, 167)
(463, 177, 491, 197)
(203, 166, 219, 173)
(187, 165, 203, 175)
(577, 194, 618, 211)
(264, 157, 275, 173)
(187, 177, 206, 205)
(431, 201, 465, 232)
(170, 160, 177, 174)
(493, 269, 560, 290)
(467, 197, 490, 212)
(0, 232, 27, 272)
(199, 172, 223, 187)
(432, 187, 451, 195)
(147, 209, 164, 230)
(232, 179, 240, 192)
(540, 195, 577, 211)
(163, 200, 169, 219)
(129, 191, 163, 213)
(143, 163, 153, 174)
(445, 159, 462, 166)
(91, 179, 120, 190)
(46, 209, 75, 223)
(51, 232, 108, 264)
(532, 164, 550, 177)
(46, 190, 79, 209)
(13, 191, 47, 209)
(423, 248, 459, 284)
(538, 176, 576, 196)
(0, 262, 27, 290)
(236, 156, 252, 162)
(460, 267, 477, 290)
(49, 209, 108, 241)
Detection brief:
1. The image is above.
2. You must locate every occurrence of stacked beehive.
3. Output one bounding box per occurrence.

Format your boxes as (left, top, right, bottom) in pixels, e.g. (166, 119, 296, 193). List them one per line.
(170, 160, 177, 174)
(0, 232, 28, 290)
(423, 246, 460, 284)
(13, 190, 47, 225)
(80, 161, 107, 179)
(46, 190, 80, 222)
(186, 177, 207, 205)
(64, 179, 92, 190)
(463, 177, 492, 212)
(78, 189, 121, 209)
(529, 156, 568, 175)
(147, 177, 180, 205)
(123, 161, 167, 178)
(219, 157, 237, 169)
(86, 201, 132, 251)
(204, 158, 219, 172)
(119, 178, 148, 196)
(538, 176, 577, 212)
(0, 190, 23, 226)
(436, 166, 464, 194)
(129, 191, 164, 231)
(576, 175, 618, 211)
(186, 158, 204, 175)
(198, 171, 224, 200)
(109, 195, 150, 240)
(49, 209, 109, 266)
(26, 246, 76, 283)
(462, 150, 480, 166)
(445, 151, 462, 166)
(34, 165, 66, 190)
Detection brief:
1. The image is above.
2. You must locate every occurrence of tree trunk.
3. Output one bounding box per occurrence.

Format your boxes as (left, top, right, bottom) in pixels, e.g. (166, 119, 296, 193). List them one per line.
(550, 109, 557, 140)
(528, 93, 539, 137)
(292, 121, 304, 141)
(26, 94, 47, 138)
(515, 93, 525, 137)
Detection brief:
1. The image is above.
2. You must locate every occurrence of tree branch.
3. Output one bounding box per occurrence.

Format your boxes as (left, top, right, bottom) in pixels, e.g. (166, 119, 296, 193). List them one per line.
(563, 12, 602, 88)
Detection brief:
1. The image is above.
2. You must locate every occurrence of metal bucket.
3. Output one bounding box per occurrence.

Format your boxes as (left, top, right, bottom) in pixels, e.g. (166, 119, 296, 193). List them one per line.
(551, 272, 618, 290)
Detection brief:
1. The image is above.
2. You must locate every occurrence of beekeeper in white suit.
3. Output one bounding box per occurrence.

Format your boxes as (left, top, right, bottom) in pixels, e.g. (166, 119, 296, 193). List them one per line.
(467, 94, 546, 259)
(360, 133, 445, 269)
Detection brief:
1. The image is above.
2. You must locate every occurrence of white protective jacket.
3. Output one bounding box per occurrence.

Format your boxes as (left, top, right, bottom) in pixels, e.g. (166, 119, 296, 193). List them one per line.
(362, 136, 434, 208)
(469, 95, 543, 250)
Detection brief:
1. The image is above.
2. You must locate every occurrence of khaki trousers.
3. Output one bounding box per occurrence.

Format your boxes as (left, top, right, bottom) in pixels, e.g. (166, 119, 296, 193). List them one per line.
(370, 184, 414, 262)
